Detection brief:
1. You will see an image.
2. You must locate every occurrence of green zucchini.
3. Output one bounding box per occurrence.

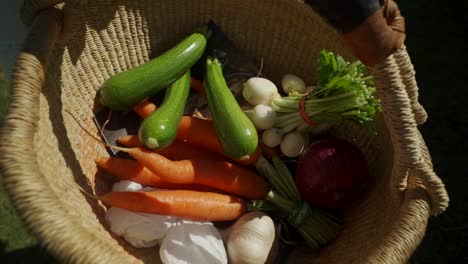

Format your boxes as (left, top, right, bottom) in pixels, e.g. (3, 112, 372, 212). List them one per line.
(138, 71, 191, 150)
(99, 32, 207, 111)
(204, 57, 258, 159)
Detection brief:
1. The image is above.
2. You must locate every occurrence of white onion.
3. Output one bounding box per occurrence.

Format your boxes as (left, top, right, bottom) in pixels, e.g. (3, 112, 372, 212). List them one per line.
(250, 104, 276, 130)
(242, 77, 279, 106)
(280, 132, 305, 157)
(282, 74, 306, 94)
(262, 128, 283, 148)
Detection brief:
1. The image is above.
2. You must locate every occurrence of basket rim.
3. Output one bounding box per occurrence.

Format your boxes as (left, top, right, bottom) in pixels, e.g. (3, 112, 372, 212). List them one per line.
(1, 1, 448, 263)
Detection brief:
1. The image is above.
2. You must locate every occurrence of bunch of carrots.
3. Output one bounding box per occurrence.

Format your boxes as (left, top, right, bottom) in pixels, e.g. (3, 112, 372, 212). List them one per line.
(96, 80, 276, 222)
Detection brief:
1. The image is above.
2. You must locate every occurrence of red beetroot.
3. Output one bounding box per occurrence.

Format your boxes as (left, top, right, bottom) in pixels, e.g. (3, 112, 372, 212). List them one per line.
(295, 138, 369, 209)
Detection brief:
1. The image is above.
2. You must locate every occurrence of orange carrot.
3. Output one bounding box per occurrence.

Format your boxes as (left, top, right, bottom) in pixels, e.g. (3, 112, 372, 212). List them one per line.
(134, 101, 157, 119)
(117, 135, 222, 161)
(177, 116, 220, 152)
(100, 190, 246, 221)
(133, 100, 157, 119)
(190, 77, 205, 95)
(120, 147, 269, 200)
(63, 110, 266, 199)
(118, 134, 142, 147)
(96, 157, 220, 193)
(177, 116, 261, 165)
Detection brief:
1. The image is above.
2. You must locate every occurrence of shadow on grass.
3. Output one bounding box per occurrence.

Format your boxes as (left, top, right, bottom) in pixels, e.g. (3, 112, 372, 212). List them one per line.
(0, 242, 57, 264)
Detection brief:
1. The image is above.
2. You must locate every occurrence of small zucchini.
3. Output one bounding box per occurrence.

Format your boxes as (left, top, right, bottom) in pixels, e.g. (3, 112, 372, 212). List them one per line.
(138, 71, 191, 150)
(204, 57, 258, 160)
(99, 32, 207, 111)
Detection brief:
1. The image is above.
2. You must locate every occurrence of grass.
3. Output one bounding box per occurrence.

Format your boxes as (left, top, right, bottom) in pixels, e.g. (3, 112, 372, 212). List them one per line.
(0, 176, 38, 251)
(0, 1, 466, 262)
(0, 71, 9, 125)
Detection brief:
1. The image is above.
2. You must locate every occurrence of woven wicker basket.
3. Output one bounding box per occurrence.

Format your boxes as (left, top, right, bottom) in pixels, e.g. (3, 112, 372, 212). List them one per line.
(0, 0, 449, 263)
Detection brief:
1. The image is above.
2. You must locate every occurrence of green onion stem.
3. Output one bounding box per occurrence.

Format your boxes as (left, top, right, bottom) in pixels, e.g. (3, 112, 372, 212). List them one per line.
(247, 200, 279, 212)
(255, 156, 341, 248)
(255, 155, 298, 201)
(271, 99, 298, 112)
(254, 156, 291, 197)
(275, 114, 302, 128)
(306, 91, 355, 103)
(272, 156, 302, 201)
(281, 122, 300, 134)
(266, 190, 295, 212)
(275, 112, 297, 124)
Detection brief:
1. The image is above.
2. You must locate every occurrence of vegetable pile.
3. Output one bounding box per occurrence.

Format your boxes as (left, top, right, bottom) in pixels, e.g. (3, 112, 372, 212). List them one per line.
(89, 24, 380, 263)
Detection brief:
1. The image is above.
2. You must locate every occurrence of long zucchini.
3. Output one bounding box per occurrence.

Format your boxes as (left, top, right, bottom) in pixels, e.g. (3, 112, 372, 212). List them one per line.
(99, 32, 207, 111)
(204, 57, 258, 160)
(138, 71, 190, 149)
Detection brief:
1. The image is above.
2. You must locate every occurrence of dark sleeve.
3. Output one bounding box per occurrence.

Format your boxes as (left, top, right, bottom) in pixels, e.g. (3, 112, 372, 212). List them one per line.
(303, 0, 384, 33)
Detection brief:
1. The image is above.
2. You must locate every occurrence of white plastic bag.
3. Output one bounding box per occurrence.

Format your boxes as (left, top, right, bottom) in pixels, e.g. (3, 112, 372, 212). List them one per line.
(160, 220, 227, 264)
(106, 207, 178, 248)
(106, 181, 177, 248)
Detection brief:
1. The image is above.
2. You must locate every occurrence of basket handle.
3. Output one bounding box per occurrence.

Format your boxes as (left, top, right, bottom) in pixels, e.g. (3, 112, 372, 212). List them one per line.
(369, 47, 449, 215)
(393, 47, 428, 125)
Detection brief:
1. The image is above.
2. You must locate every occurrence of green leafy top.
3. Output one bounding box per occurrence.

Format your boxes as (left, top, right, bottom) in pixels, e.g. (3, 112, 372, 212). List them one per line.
(308, 50, 381, 125)
(271, 50, 382, 132)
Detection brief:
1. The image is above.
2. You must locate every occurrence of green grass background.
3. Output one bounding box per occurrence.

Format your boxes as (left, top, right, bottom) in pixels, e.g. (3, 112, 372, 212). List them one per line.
(0, 1, 466, 263)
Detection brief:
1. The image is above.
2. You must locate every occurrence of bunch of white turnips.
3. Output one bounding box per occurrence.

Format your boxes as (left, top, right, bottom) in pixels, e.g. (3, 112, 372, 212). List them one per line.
(106, 181, 276, 264)
(242, 74, 330, 158)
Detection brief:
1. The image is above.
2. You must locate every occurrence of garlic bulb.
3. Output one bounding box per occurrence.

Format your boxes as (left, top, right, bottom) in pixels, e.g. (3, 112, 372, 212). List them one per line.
(223, 211, 275, 264)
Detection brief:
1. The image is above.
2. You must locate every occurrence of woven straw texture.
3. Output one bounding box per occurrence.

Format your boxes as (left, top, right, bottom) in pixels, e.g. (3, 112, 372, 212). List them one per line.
(0, 0, 449, 263)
